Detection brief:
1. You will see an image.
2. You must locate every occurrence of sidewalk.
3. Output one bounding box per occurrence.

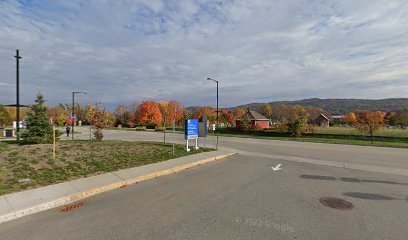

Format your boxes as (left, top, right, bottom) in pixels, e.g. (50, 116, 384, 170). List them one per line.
(0, 150, 236, 224)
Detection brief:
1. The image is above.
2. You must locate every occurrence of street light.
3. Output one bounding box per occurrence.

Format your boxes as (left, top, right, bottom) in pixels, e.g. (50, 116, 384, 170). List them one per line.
(72, 91, 87, 140)
(207, 77, 219, 150)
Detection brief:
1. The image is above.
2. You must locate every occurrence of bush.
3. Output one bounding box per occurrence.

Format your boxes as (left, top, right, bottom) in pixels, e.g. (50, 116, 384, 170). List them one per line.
(94, 128, 103, 141)
(134, 126, 146, 131)
(286, 115, 309, 137)
(274, 122, 288, 134)
(155, 126, 166, 132)
(249, 125, 264, 133)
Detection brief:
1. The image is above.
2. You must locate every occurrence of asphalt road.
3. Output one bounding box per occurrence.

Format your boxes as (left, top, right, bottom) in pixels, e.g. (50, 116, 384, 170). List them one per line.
(1, 154, 408, 239)
(66, 127, 408, 171)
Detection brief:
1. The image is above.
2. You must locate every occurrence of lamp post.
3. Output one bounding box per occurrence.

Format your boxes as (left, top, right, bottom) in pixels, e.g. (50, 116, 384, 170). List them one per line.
(72, 91, 87, 140)
(207, 77, 219, 150)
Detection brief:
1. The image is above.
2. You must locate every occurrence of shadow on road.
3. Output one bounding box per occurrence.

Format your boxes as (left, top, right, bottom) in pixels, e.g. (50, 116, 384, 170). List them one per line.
(300, 174, 408, 186)
(343, 192, 395, 200)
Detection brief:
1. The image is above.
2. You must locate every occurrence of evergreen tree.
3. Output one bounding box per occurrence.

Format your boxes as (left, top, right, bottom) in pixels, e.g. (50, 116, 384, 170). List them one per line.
(21, 94, 53, 144)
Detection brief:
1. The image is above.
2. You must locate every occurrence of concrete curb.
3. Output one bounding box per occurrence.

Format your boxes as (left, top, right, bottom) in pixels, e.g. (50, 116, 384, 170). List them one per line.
(0, 152, 236, 224)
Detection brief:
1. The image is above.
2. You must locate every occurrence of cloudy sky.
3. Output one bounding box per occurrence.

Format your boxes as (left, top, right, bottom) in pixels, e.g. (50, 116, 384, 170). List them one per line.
(1, 0, 407, 109)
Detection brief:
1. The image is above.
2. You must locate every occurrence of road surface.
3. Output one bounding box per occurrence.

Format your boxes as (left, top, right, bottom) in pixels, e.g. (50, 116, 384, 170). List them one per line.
(66, 127, 408, 171)
(1, 154, 407, 239)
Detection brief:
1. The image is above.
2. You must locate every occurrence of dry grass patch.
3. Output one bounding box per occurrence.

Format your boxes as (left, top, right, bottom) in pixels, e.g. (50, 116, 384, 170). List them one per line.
(0, 141, 212, 195)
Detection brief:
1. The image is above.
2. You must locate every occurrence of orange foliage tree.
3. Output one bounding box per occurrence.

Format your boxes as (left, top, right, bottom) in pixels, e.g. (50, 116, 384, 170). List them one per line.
(166, 100, 182, 124)
(233, 108, 246, 119)
(220, 109, 234, 125)
(135, 101, 163, 126)
(192, 106, 216, 123)
(341, 112, 357, 125)
(354, 111, 386, 143)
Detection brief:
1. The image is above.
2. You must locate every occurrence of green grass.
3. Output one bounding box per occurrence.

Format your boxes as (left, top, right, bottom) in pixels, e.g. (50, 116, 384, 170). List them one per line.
(0, 140, 213, 195)
(213, 127, 408, 149)
(314, 126, 408, 138)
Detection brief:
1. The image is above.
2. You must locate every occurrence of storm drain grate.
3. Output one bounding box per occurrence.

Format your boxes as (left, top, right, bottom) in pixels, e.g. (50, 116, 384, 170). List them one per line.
(60, 201, 86, 212)
(319, 197, 354, 210)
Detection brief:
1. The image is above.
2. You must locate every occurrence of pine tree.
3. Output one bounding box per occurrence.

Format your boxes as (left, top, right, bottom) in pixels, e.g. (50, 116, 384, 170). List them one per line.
(21, 94, 53, 144)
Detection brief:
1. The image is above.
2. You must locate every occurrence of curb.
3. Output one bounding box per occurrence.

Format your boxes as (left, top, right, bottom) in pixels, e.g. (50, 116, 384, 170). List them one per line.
(0, 152, 236, 224)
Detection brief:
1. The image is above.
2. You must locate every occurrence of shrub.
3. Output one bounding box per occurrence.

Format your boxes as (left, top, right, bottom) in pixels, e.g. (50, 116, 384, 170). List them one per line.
(286, 115, 309, 137)
(249, 125, 264, 133)
(274, 122, 288, 134)
(94, 128, 103, 141)
(155, 126, 166, 132)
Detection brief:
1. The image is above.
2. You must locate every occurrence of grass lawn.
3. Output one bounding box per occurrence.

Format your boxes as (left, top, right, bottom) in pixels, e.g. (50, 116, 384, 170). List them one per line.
(212, 131, 408, 148)
(0, 140, 212, 195)
(314, 126, 408, 138)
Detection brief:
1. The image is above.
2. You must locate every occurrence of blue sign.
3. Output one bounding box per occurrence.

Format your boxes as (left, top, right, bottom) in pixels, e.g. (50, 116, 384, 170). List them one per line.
(70, 116, 76, 119)
(185, 119, 199, 139)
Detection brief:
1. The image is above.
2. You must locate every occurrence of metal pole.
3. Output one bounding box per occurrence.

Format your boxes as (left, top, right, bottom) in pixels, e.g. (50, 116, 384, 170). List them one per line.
(216, 81, 219, 150)
(15, 50, 21, 141)
(172, 106, 175, 155)
(163, 116, 166, 143)
(53, 123, 56, 159)
(72, 92, 74, 140)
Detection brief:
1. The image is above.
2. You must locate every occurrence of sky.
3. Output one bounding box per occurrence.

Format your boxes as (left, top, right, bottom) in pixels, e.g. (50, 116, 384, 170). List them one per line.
(0, 0, 408, 109)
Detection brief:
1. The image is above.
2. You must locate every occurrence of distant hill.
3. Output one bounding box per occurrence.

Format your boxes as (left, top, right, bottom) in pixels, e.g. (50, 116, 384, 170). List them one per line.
(234, 98, 408, 115)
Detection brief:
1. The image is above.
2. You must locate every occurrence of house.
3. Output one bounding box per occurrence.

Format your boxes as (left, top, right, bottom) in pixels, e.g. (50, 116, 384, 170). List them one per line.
(235, 110, 270, 129)
(313, 114, 329, 127)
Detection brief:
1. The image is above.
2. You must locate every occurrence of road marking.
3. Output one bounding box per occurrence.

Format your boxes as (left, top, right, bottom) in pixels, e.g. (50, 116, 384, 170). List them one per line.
(271, 164, 282, 171)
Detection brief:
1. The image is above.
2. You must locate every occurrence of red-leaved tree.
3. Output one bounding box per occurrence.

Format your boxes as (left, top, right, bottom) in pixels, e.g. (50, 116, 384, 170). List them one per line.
(86, 104, 115, 141)
(135, 101, 163, 126)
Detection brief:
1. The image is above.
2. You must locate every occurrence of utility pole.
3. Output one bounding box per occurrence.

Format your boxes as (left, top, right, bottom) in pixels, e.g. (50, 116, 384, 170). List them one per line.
(15, 50, 21, 141)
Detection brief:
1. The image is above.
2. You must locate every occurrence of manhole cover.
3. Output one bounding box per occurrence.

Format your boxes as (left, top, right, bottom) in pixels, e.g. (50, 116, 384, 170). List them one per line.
(319, 197, 354, 210)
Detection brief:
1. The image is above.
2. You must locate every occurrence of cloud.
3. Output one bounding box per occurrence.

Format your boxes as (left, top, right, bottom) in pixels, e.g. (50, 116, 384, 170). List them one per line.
(0, 0, 407, 109)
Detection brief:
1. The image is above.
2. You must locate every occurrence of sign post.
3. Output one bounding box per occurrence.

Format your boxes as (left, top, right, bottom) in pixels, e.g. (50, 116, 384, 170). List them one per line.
(199, 116, 208, 149)
(185, 119, 199, 152)
(163, 115, 166, 143)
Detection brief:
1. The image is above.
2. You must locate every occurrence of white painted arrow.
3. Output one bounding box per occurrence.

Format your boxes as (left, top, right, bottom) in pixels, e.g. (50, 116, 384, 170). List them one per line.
(271, 164, 282, 171)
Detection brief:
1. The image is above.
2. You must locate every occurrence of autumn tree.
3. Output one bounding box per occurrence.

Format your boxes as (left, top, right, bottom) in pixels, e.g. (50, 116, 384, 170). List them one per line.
(86, 104, 115, 141)
(0, 105, 12, 127)
(233, 108, 246, 119)
(176, 109, 192, 126)
(192, 106, 216, 123)
(4, 106, 28, 122)
(48, 105, 69, 126)
(258, 104, 272, 119)
(341, 112, 357, 125)
(354, 111, 386, 143)
(390, 111, 408, 128)
(166, 100, 182, 124)
(219, 109, 234, 126)
(239, 111, 251, 134)
(135, 101, 163, 127)
(158, 101, 169, 118)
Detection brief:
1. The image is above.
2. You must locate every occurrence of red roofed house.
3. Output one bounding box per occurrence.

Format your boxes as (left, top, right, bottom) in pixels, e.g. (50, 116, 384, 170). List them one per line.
(235, 110, 270, 129)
